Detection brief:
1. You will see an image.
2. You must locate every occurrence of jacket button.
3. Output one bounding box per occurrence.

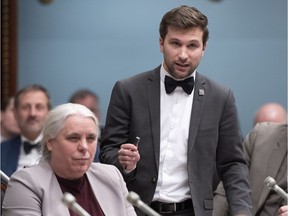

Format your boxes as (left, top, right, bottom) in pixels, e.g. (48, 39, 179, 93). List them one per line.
(152, 177, 157, 183)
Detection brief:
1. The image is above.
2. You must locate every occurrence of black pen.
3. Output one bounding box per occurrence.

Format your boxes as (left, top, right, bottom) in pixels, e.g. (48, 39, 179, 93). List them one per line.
(134, 136, 140, 147)
(124, 137, 140, 170)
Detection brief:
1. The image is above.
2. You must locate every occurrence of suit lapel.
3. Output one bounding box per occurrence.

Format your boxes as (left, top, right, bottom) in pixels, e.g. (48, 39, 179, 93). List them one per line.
(147, 68, 161, 170)
(86, 170, 106, 213)
(188, 73, 207, 151)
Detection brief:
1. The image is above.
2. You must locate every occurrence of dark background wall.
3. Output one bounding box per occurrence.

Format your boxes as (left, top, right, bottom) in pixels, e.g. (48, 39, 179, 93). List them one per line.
(17, 0, 287, 136)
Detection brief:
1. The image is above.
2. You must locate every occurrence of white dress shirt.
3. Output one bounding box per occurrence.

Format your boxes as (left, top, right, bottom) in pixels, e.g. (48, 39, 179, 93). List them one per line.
(153, 64, 195, 202)
(17, 135, 42, 171)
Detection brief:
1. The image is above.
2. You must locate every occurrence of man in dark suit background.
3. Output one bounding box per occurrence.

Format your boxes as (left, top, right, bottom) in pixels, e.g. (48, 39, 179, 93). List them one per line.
(213, 122, 287, 216)
(100, 5, 252, 216)
(1, 84, 52, 177)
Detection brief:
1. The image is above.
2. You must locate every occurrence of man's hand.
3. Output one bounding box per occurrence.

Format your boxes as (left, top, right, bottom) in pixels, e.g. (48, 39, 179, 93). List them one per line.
(118, 143, 140, 171)
(278, 205, 288, 216)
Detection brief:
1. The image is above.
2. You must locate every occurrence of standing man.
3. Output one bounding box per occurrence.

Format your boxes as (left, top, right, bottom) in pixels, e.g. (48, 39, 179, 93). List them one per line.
(100, 5, 252, 216)
(1, 84, 52, 177)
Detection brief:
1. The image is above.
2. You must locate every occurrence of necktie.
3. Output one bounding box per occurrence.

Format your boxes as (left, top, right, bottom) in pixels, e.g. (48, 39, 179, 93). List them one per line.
(164, 75, 194, 94)
(23, 141, 39, 154)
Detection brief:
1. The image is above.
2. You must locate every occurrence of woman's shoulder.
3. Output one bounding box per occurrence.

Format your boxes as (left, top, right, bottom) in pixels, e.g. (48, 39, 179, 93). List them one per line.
(90, 162, 119, 171)
(89, 163, 122, 178)
(10, 160, 53, 183)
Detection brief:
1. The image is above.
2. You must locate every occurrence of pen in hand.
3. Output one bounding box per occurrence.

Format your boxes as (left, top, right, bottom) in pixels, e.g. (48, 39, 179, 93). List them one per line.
(124, 136, 140, 170)
(134, 136, 140, 147)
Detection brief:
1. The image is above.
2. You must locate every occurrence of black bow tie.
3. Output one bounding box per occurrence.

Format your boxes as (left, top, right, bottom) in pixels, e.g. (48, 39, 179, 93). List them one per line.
(23, 141, 39, 154)
(164, 76, 194, 95)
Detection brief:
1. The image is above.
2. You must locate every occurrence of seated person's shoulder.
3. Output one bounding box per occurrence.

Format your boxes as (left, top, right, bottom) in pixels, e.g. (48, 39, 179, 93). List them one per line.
(90, 163, 122, 179)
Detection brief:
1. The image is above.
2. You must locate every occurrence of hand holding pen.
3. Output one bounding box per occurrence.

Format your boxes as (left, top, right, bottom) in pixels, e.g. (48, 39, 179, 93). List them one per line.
(118, 137, 141, 171)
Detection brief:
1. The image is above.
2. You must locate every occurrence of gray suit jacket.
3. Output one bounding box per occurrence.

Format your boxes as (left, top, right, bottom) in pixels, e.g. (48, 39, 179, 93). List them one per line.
(213, 122, 287, 216)
(2, 160, 136, 216)
(100, 65, 252, 216)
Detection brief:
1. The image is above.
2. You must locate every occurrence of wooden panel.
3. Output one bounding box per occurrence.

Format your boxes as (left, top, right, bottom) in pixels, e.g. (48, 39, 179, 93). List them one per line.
(1, 0, 17, 100)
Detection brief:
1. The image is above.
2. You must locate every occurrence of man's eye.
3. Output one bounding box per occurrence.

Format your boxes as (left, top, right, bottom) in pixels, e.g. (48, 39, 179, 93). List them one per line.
(171, 41, 180, 46)
(188, 43, 198, 49)
(36, 105, 46, 111)
(20, 105, 30, 111)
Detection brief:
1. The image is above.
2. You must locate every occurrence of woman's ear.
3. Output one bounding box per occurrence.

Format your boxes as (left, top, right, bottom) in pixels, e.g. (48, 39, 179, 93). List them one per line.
(46, 139, 53, 150)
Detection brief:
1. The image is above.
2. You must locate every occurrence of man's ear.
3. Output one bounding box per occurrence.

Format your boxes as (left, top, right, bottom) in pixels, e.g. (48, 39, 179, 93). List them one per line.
(159, 37, 164, 53)
(202, 43, 207, 56)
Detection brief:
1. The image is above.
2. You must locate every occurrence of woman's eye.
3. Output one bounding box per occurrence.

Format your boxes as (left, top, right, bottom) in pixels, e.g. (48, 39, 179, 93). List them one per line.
(87, 136, 96, 142)
(67, 137, 79, 142)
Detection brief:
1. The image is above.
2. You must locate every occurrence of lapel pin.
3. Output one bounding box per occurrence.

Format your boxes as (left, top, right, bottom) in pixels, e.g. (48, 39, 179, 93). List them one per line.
(198, 89, 205, 96)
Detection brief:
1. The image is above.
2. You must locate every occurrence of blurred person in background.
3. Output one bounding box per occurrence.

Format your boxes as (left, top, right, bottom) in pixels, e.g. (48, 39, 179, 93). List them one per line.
(253, 102, 287, 126)
(213, 102, 287, 192)
(68, 89, 101, 123)
(0, 97, 20, 143)
(213, 122, 287, 216)
(1, 84, 52, 177)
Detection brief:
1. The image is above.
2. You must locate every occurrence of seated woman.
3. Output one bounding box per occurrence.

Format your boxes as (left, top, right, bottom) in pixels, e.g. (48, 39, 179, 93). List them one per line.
(2, 103, 136, 216)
